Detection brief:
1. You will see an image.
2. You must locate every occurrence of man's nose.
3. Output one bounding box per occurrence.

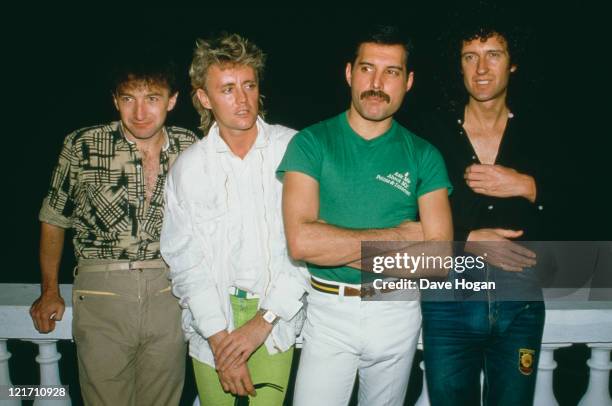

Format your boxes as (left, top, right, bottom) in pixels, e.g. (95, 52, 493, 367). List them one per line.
(236, 87, 247, 104)
(371, 70, 383, 90)
(477, 55, 489, 74)
(134, 100, 146, 120)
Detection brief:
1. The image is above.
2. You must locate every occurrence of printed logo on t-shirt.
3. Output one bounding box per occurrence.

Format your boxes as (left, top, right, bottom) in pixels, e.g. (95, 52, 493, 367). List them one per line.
(375, 171, 411, 196)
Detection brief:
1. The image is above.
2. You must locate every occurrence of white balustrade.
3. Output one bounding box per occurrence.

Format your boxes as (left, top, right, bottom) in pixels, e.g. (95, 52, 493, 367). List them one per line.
(578, 344, 612, 406)
(30, 340, 70, 406)
(534, 343, 572, 406)
(1, 284, 611, 405)
(414, 360, 429, 406)
(0, 339, 20, 406)
(0, 284, 72, 405)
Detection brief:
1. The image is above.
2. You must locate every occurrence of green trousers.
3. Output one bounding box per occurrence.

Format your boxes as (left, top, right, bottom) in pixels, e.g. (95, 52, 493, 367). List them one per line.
(193, 295, 294, 406)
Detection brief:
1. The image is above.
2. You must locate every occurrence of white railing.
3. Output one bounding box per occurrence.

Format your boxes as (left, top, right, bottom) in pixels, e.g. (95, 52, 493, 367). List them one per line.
(1, 284, 611, 406)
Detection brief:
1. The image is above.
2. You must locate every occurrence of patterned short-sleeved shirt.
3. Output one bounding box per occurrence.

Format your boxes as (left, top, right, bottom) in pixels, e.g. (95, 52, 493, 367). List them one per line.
(39, 121, 197, 260)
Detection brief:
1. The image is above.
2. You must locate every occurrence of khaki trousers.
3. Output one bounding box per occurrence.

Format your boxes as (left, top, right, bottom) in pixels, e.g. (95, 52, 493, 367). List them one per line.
(72, 259, 187, 406)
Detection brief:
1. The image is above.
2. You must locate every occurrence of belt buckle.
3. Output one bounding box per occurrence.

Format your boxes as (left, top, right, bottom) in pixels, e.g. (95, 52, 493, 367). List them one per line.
(230, 287, 249, 299)
(129, 261, 143, 272)
(361, 284, 375, 298)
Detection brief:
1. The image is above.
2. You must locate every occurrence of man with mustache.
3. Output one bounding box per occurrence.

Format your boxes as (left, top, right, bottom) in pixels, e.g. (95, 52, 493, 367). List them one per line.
(30, 47, 196, 405)
(278, 25, 453, 405)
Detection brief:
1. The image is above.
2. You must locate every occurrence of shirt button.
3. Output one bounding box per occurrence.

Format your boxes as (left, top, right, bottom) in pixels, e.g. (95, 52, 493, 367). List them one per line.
(138, 196, 144, 201)
(538, 205, 544, 211)
(79, 295, 85, 301)
(487, 205, 494, 210)
(472, 155, 477, 160)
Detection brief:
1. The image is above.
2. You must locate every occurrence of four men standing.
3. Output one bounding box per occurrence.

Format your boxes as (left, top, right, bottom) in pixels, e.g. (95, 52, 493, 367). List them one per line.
(30, 24, 548, 406)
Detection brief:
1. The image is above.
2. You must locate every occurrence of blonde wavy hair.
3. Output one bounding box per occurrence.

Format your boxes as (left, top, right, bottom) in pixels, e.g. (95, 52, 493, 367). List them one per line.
(189, 33, 266, 134)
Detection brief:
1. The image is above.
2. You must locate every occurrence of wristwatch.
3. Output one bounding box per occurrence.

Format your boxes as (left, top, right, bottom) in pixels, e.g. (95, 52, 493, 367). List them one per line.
(259, 308, 280, 326)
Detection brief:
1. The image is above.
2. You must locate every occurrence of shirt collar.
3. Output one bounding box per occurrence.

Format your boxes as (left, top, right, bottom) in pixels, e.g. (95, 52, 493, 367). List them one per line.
(456, 109, 515, 125)
(117, 121, 171, 152)
(210, 117, 269, 153)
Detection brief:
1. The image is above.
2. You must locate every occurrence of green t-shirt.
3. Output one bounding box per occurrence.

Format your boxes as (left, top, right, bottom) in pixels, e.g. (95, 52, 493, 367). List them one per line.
(277, 112, 452, 284)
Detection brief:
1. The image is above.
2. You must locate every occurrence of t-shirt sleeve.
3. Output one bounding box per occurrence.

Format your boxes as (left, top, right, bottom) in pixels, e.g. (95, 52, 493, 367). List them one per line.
(276, 129, 322, 182)
(416, 143, 453, 198)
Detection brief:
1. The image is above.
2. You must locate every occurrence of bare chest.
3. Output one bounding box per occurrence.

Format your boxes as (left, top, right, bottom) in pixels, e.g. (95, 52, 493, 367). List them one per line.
(141, 152, 161, 203)
(463, 125, 504, 165)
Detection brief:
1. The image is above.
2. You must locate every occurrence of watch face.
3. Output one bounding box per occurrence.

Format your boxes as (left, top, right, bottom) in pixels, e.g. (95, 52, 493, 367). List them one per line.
(263, 310, 279, 324)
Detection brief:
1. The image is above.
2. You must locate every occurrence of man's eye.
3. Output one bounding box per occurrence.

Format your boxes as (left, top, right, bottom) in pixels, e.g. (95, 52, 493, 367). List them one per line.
(121, 97, 133, 102)
(360, 66, 371, 72)
(148, 96, 160, 102)
(488, 51, 501, 58)
(387, 69, 400, 76)
(245, 83, 257, 90)
(222, 88, 232, 94)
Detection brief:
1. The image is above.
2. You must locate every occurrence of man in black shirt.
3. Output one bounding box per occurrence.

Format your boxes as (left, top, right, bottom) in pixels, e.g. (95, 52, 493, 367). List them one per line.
(419, 25, 546, 405)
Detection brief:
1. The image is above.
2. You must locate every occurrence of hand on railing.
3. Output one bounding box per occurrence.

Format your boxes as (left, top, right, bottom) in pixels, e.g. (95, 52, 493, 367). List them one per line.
(29, 292, 65, 333)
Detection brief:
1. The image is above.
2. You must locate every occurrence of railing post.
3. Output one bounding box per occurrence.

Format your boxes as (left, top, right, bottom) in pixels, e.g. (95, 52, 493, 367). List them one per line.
(414, 360, 430, 406)
(29, 340, 70, 406)
(578, 343, 612, 406)
(0, 339, 20, 406)
(534, 343, 572, 406)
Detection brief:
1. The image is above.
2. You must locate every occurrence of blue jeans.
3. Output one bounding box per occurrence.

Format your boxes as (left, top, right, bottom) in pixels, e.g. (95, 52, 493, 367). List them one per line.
(421, 300, 545, 406)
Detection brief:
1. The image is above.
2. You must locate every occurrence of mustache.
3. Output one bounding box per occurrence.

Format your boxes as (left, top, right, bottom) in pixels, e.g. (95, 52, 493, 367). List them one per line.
(360, 89, 390, 103)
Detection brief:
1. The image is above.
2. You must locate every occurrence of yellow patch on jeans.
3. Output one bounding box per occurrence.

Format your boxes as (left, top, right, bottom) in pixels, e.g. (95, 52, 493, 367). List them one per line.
(519, 348, 535, 375)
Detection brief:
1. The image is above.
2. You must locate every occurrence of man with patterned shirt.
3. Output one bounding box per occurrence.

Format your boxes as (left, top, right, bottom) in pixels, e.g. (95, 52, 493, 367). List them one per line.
(30, 49, 197, 405)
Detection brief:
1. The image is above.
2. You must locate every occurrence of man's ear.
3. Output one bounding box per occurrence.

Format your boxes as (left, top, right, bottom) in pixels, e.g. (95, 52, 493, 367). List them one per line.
(196, 88, 212, 110)
(345, 62, 353, 87)
(167, 92, 178, 112)
(510, 64, 518, 73)
(405, 71, 414, 92)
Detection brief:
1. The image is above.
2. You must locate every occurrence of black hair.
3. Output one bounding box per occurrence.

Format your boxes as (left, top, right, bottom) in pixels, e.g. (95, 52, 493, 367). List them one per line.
(436, 13, 530, 111)
(349, 24, 414, 71)
(110, 44, 178, 95)
(454, 21, 522, 67)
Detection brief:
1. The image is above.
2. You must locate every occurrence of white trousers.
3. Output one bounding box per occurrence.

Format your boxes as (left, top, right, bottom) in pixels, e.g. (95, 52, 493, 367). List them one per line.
(293, 286, 421, 406)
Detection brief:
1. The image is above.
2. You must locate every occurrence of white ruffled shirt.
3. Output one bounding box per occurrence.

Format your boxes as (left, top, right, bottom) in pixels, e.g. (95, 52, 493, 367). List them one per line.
(160, 118, 309, 366)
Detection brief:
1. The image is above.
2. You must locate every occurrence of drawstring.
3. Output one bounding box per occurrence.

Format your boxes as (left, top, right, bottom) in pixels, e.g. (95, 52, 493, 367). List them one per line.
(260, 149, 273, 297)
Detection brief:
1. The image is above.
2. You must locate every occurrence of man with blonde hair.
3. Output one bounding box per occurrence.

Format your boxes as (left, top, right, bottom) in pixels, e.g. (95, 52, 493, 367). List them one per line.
(161, 33, 308, 406)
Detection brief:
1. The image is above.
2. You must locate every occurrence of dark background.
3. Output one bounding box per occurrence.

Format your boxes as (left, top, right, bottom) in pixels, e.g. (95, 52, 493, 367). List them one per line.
(3, 3, 609, 405)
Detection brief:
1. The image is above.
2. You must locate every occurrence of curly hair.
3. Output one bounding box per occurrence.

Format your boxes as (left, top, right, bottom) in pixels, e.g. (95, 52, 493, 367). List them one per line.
(189, 33, 266, 134)
(435, 9, 531, 112)
(110, 45, 178, 95)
